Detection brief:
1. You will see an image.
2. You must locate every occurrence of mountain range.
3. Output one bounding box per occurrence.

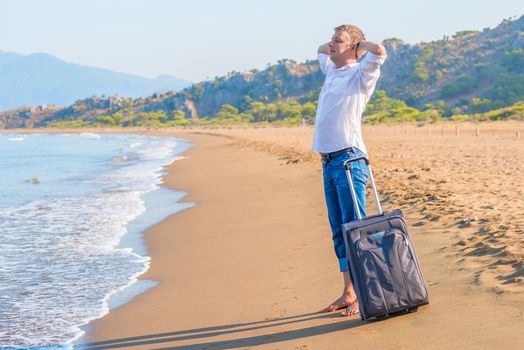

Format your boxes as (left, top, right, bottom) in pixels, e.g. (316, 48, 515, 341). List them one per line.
(0, 51, 191, 110)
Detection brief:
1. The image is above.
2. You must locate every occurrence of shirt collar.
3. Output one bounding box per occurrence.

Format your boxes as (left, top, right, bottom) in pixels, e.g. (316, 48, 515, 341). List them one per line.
(335, 62, 358, 71)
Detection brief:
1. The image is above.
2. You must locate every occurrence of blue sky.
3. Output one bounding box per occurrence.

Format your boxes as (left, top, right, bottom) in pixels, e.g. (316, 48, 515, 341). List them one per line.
(1, 0, 523, 82)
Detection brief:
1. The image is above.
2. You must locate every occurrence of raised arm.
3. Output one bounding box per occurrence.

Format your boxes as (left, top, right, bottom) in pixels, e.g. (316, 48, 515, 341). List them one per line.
(318, 42, 330, 55)
(356, 41, 387, 93)
(357, 41, 387, 57)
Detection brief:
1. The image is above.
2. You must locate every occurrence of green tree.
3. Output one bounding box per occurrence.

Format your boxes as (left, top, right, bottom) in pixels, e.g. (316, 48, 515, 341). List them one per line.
(301, 101, 317, 124)
(216, 104, 240, 120)
(502, 49, 524, 74)
(173, 110, 186, 120)
(112, 113, 123, 126)
(246, 101, 266, 122)
(95, 115, 116, 126)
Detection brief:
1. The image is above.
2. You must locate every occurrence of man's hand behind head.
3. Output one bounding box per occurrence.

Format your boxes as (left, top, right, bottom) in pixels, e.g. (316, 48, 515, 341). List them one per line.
(318, 42, 331, 55)
(357, 41, 387, 57)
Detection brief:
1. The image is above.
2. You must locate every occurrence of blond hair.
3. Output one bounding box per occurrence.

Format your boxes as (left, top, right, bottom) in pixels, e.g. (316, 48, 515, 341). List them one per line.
(334, 24, 366, 45)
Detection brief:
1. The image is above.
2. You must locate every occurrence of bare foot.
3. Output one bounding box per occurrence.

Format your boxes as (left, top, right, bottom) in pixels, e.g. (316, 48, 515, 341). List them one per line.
(340, 300, 359, 317)
(319, 295, 355, 313)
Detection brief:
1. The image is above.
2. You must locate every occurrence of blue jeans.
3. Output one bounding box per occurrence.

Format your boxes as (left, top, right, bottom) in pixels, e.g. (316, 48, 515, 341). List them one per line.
(322, 148, 369, 272)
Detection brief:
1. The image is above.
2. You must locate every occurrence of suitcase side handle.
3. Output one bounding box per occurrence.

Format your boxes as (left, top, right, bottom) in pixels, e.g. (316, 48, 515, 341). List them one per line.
(344, 157, 383, 220)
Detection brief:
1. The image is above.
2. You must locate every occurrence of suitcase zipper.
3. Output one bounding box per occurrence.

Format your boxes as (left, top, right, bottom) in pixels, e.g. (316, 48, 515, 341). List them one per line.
(361, 250, 389, 315)
(396, 237, 414, 306)
(403, 236, 430, 302)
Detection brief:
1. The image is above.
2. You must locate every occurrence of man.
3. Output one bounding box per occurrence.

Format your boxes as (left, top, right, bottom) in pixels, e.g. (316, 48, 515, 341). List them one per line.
(313, 24, 387, 317)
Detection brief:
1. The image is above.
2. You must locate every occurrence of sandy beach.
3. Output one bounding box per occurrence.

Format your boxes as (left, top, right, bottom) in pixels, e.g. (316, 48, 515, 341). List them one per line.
(71, 125, 524, 349)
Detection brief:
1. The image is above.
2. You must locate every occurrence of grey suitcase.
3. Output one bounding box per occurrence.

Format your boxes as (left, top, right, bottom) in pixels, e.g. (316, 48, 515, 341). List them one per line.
(342, 156, 429, 321)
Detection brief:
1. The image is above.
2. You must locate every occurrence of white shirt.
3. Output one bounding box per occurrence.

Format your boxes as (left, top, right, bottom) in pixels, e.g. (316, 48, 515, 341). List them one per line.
(312, 52, 386, 155)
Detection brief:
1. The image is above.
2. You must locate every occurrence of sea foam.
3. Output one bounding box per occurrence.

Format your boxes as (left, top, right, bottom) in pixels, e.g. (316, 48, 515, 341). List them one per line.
(0, 133, 191, 348)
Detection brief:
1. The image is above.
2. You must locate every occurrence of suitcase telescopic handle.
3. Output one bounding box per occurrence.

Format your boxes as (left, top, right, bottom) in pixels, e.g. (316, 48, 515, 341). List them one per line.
(343, 156, 369, 166)
(344, 157, 383, 220)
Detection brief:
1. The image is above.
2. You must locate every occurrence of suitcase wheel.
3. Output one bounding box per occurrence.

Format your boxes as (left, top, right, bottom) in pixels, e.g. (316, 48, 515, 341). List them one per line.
(376, 314, 389, 321)
(407, 306, 418, 313)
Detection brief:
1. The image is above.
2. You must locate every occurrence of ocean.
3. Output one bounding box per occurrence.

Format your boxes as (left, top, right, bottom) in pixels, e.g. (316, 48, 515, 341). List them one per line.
(0, 132, 192, 349)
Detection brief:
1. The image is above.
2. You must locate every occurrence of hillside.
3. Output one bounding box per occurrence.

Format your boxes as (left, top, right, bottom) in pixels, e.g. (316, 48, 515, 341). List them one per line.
(1, 15, 523, 128)
(380, 16, 524, 113)
(0, 52, 191, 110)
(150, 15, 524, 119)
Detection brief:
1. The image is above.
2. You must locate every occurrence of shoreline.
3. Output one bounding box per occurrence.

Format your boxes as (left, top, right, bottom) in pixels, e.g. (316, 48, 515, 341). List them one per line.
(73, 133, 195, 345)
(76, 185, 195, 345)
(0, 131, 193, 348)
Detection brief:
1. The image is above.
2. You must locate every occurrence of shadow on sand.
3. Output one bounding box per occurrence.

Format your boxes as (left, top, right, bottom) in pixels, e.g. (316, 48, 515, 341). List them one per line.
(75, 311, 368, 349)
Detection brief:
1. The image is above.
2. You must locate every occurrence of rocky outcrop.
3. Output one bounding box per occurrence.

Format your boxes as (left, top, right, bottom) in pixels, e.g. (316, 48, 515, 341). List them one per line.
(0, 105, 62, 128)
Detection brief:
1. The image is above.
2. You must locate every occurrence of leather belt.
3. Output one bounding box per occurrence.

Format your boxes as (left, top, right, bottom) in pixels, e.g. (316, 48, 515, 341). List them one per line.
(320, 147, 353, 164)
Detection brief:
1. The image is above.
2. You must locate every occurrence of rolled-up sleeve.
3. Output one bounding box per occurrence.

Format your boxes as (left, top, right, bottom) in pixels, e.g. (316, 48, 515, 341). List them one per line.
(359, 52, 387, 92)
(318, 53, 334, 75)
